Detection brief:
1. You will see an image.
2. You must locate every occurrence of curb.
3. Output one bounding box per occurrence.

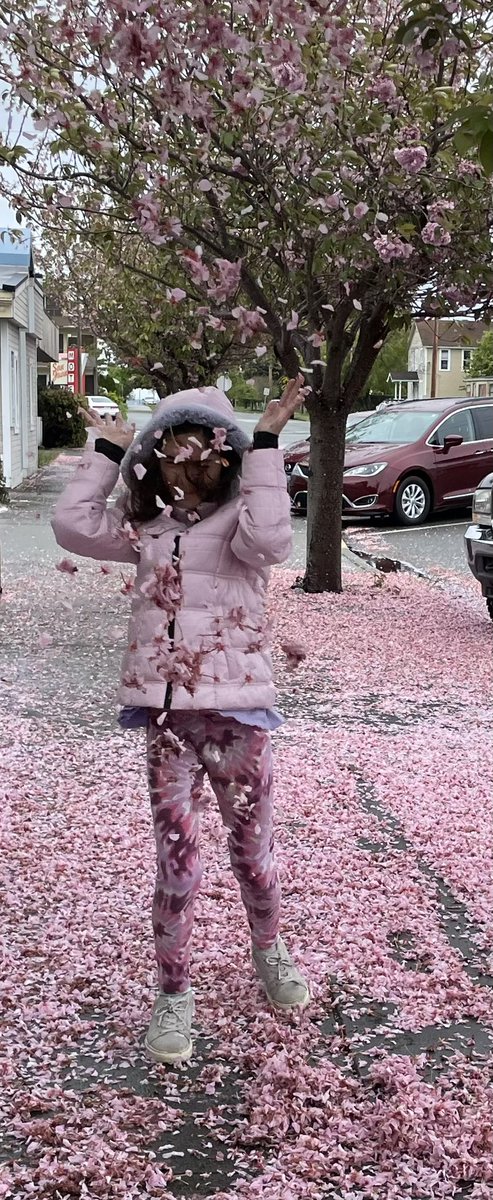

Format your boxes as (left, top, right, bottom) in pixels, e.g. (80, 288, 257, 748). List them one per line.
(342, 534, 435, 583)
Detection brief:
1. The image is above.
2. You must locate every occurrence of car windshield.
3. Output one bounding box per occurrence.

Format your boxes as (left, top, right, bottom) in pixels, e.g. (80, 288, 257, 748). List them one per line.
(345, 408, 440, 446)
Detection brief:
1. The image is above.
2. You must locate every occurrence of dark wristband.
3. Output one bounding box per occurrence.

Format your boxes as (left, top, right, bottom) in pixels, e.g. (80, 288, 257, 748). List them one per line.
(95, 438, 125, 465)
(252, 432, 279, 449)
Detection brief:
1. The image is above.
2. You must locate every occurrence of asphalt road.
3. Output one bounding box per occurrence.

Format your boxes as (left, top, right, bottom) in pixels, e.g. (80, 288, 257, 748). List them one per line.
(289, 508, 471, 576)
(129, 405, 309, 449)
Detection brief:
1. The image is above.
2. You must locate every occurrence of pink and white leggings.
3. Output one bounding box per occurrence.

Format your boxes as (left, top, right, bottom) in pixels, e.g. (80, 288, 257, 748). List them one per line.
(147, 713, 281, 993)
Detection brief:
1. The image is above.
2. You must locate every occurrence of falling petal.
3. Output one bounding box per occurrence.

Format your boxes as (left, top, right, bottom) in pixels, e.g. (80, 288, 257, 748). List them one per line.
(56, 557, 78, 575)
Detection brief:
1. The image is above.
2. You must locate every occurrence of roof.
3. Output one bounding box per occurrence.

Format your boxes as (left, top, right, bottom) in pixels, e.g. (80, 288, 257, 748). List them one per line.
(414, 319, 488, 348)
(0, 265, 30, 292)
(388, 370, 418, 382)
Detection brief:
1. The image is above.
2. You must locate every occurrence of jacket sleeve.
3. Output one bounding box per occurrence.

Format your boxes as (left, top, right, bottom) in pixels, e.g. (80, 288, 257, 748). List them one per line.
(51, 449, 139, 564)
(230, 447, 292, 567)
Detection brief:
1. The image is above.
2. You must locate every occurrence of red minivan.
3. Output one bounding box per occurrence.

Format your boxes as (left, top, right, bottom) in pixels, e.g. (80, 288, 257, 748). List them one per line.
(285, 397, 493, 525)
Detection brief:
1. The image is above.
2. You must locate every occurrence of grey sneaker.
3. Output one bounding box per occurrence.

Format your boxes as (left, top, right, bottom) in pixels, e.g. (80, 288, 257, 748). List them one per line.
(253, 937, 310, 1011)
(145, 989, 194, 1064)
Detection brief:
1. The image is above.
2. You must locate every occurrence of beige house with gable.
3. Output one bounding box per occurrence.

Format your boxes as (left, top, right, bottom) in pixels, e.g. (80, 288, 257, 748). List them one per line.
(407, 319, 487, 400)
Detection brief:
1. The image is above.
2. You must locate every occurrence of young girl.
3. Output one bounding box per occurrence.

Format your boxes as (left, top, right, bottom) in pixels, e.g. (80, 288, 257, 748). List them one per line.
(52, 378, 310, 1064)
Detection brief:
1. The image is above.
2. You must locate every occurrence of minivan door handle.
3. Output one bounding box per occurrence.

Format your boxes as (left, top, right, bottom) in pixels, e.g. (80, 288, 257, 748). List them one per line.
(474, 449, 488, 455)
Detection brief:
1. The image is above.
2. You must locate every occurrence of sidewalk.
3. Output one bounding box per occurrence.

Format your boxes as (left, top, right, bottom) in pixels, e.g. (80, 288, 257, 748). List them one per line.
(1, 457, 493, 1200)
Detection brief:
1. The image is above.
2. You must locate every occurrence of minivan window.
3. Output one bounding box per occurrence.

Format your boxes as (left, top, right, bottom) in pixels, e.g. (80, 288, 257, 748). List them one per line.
(429, 409, 475, 446)
(346, 409, 440, 445)
(472, 405, 493, 440)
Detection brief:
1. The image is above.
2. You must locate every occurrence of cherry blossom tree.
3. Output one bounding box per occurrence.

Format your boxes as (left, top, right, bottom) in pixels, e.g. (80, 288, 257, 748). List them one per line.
(39, 226, 246, 397)
(2, 0, 493, 590)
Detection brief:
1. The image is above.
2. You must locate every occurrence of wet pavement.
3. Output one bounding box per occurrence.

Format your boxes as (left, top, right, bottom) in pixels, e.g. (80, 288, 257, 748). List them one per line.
(1, 454, 492, 1200)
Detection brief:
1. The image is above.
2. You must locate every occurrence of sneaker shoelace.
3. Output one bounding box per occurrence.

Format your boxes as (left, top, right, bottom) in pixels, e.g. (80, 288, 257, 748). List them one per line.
(155, 995, 190, 1034)
(263, 950, 293, 981)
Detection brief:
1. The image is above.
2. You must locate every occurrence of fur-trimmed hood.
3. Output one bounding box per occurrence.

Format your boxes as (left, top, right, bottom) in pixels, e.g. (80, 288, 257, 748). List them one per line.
(121, 386, 251, 486)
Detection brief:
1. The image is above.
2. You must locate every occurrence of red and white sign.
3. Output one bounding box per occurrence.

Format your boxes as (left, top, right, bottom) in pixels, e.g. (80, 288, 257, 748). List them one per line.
(51, 349, 88, 393)
(66, 347, 79, 394)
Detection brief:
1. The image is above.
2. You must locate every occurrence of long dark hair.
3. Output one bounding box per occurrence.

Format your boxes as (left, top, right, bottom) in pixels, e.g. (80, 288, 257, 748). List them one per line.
(124, 421, 241, 526)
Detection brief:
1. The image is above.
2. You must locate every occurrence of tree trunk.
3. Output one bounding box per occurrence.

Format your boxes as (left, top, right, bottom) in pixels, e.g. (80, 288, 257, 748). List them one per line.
(303, 402, 348, 594)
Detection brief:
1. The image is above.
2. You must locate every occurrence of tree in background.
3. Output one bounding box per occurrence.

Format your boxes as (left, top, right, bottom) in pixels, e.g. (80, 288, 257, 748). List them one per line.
(366, 327, 411, 397)
(467, 330, 493, 380)
(3, 3, 493, 589)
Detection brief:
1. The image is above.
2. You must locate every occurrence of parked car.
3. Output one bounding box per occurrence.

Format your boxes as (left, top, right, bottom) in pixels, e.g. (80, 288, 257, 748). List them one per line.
(86, 395, 120, 418)
(283, 410, 374, 483)
(465, 473, 493, 621)
(286, 397, 493, 525)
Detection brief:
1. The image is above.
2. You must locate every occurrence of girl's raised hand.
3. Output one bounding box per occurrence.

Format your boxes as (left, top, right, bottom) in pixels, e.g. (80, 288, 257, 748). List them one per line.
(254, 374, 309, 437)
(79, 406, 136, 450)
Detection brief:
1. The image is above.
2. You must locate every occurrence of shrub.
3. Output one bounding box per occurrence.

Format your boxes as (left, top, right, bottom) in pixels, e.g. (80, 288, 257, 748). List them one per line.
(229, 370, 258, 409)
(38, 388, 88, 448)
(0, 457, 9, 504)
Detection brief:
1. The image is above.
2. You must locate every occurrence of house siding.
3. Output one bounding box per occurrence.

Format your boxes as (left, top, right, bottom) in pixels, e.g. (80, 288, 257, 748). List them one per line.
(408, 323, 482, 400)
(0, 323, 39, 489)
(12, 282, 29, 330)
(6, 324, 23, 488)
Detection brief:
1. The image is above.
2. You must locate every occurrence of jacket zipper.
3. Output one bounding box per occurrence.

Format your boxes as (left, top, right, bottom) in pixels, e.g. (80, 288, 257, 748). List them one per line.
(164, 533, 181, 710)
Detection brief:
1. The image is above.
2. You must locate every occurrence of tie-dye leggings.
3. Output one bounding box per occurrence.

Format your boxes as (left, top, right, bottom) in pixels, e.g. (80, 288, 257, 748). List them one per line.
(147, 713, 281, 993)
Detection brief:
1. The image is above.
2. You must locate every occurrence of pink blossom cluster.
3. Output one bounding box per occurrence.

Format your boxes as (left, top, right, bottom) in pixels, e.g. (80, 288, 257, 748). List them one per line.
(133, 194, 166, 245)
(374, 234, 414, 263)
(140, 564, 182, 619)
(421, 222, 452, 247)
(231, 305, 267, 343)
(180, 247, 210, 286)
(394, 146, 428, 174)
(207, 258, 242, 303)
(153, 643, 207, 694)
(367, 77, 398, 104)
(112, 22, 161, 71)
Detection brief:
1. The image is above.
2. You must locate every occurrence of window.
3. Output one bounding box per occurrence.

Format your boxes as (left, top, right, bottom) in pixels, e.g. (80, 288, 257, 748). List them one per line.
(58, 330, 65, 354)
(472, 405, 493, 440)
(439, 348, 450, 371)
(462, 348, 472, 372)
(10, 350, 19, 433)
(346, 409, 441, 446)
(429, 409, 475, 446)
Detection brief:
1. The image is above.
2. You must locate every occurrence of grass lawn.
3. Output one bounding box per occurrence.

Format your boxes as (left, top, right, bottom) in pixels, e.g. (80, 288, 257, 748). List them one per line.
(38, 448, 69, 468)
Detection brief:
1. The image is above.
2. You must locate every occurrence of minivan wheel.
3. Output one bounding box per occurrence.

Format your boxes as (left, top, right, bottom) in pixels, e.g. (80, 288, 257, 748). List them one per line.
(394, 476, 432, 526)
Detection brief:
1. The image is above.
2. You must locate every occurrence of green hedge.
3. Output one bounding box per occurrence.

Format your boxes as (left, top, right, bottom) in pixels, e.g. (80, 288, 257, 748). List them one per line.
(38, 388, 88, 449)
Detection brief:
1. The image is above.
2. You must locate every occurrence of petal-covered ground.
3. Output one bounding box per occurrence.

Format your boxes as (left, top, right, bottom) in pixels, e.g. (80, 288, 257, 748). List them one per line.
(1, 459, 492, 1199)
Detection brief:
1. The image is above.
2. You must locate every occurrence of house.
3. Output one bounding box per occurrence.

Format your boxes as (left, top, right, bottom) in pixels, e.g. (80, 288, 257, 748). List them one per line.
(467, 376, 493, 399)
(0, 230, 59, 489)
(388, 370, 420, 402)
(407, 319, 487, 399)
(44, 307, 99, 395)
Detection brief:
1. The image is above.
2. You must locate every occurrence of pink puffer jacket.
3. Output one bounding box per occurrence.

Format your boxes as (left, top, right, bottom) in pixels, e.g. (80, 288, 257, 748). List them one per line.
(52, 387, 292, 713)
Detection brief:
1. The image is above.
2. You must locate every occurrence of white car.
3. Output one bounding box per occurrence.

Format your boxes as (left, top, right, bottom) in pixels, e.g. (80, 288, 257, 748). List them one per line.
(86, 395, 120, 418)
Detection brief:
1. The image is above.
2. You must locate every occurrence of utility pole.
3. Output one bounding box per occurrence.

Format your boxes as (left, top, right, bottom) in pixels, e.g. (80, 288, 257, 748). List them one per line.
(430, 317, 439, 398)
(77, 305, 83, 396)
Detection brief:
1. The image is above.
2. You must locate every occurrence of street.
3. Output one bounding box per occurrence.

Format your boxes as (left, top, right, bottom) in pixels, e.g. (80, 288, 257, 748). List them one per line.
(289, 510, 472, 575)
(130, 406, 474, 581)
(129, 405, 309, 449)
